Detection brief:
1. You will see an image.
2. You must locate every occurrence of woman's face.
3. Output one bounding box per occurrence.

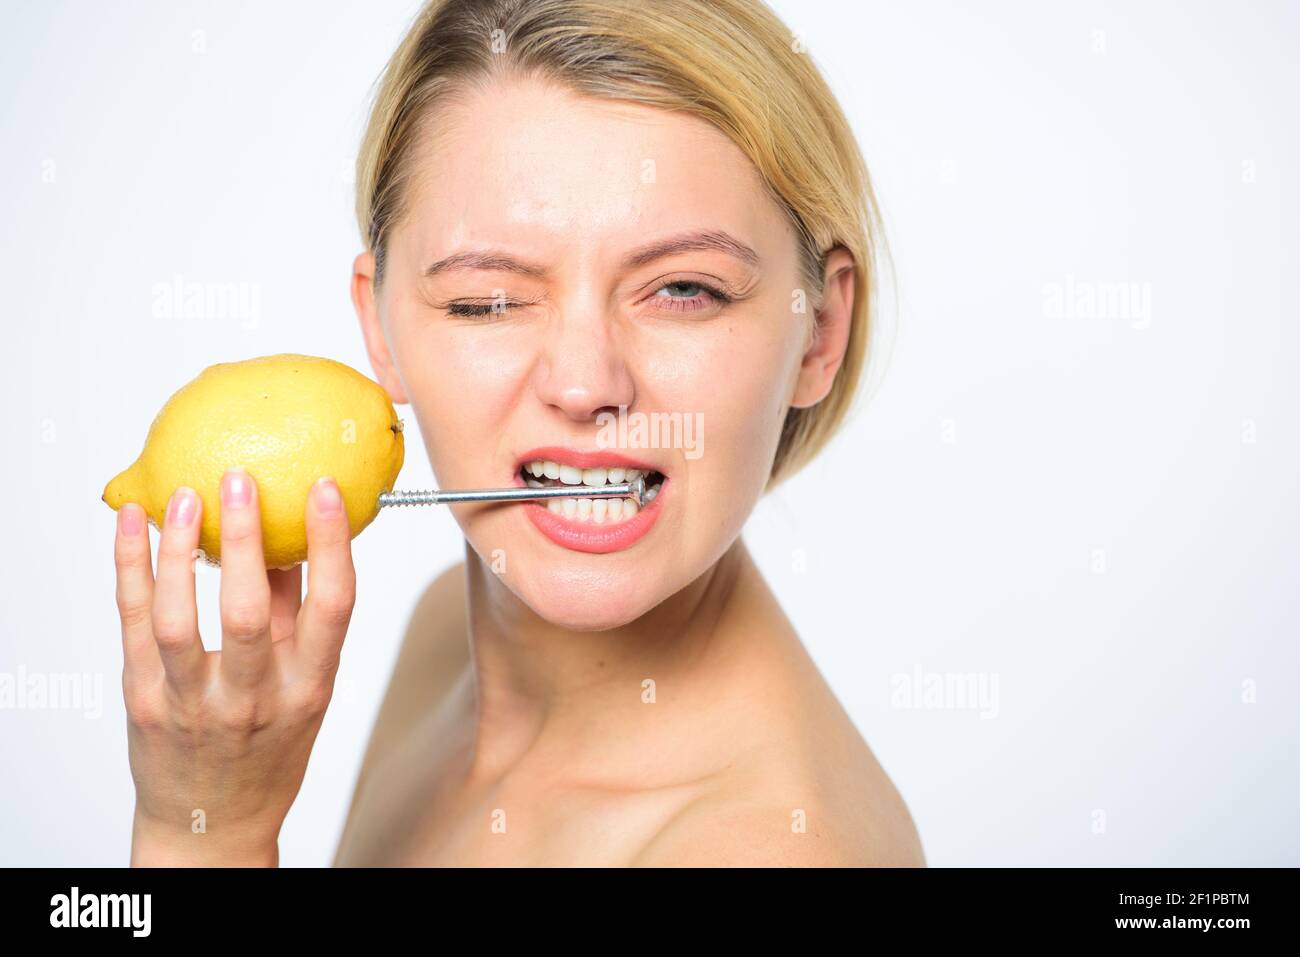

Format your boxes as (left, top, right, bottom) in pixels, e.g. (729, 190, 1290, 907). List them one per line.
(356, 75, 846, 630)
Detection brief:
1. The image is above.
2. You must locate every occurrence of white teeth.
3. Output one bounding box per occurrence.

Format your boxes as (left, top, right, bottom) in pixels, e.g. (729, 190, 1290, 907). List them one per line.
(535, 492, 650, 525)
(539, 495, 642, 524)
(525, 459, 660, 487)
(524, 458, 663, 525)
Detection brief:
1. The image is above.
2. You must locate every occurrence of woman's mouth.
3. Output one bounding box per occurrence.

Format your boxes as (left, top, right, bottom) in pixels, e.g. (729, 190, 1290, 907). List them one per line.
(513, 449, 668, 553)
(518, 459, 665, 523)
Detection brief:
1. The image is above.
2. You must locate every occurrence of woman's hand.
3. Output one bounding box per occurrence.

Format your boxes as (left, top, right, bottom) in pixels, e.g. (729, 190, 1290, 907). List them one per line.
(112, 470, 355, 866)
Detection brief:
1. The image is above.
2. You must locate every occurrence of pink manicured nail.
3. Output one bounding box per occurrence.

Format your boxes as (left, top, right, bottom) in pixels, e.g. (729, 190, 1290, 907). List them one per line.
(119, 504, 143, 536)
(313, 477, 342, 514)
(222, 470, 251, 508)
(166, 488, 196, 527)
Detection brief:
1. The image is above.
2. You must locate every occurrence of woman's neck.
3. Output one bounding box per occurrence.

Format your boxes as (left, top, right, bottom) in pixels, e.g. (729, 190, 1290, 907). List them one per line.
(457, 536, 768, 785)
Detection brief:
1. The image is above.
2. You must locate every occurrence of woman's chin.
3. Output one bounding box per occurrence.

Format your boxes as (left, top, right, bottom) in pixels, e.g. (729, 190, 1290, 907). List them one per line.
(523, 587, 657, 633)
(496, 564, 668, 633)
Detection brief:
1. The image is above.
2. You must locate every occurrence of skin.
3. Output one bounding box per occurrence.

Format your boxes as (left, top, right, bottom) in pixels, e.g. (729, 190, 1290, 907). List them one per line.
(114, 472, 355, 866)
(337, 75, 923, 866)
(112, 73, 924, 866)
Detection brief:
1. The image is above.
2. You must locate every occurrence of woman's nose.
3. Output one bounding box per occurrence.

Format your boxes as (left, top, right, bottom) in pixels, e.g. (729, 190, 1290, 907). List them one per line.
(533, 302, 635, 422)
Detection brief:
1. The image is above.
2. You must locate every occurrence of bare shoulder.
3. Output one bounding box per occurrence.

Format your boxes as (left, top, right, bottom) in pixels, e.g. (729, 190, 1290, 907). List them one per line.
(631, 753, 925, 868)
(333, 562, 468, 862)
(629, 650, 926, 868)
(631, 775, 924, 867)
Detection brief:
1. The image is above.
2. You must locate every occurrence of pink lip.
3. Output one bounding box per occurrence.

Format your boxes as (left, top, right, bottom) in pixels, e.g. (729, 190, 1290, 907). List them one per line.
(513, 446, 668, 554)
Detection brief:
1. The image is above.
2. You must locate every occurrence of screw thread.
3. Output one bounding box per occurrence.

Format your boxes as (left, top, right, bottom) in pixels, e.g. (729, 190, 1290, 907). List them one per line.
(377, 489, 437, 507)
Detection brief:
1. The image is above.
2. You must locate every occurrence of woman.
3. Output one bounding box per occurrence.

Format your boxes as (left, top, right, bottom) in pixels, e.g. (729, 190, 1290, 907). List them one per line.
(113, 0, 924, 866)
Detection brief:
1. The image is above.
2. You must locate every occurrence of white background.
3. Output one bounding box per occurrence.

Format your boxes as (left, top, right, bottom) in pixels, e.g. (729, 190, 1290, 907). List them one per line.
(1, 0, 1296, 866)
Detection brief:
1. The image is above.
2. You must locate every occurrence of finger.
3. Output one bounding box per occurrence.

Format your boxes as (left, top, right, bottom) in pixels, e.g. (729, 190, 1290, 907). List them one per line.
(150, 487, 209, 694)
(114, 503, 160, 682)
(267, 566, 302, 643)
(296, 477, 356, 677)
(217, 469, 274, 690)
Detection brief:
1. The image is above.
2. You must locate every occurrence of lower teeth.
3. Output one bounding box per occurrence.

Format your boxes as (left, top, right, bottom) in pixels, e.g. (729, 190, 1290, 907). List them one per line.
(544, 496, 642, 523)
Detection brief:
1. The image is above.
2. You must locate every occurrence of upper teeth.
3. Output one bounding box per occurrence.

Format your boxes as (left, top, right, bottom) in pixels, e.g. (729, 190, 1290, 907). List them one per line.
(527, 459, 646, 486)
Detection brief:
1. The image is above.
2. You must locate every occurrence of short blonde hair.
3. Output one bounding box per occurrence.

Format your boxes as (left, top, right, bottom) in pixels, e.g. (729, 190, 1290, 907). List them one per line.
(356, 0, 886, 488)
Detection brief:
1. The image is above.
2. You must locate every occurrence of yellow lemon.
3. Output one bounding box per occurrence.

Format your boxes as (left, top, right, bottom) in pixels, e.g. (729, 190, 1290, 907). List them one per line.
(103, 354, 404, 568)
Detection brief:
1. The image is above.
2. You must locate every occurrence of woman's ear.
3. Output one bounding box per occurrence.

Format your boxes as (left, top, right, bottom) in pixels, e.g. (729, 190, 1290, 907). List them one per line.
(351, 250, 409, 404)
(790, 246, 856, 409)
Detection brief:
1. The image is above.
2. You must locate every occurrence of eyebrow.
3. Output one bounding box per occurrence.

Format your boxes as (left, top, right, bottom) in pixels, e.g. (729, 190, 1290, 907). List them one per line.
(621, 230, 761, 270)
(422, 229, 760, 279)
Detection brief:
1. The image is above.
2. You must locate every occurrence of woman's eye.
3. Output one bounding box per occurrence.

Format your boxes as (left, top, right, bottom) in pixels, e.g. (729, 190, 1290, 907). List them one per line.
(446, 281, 732, 318)
(447, 301, 514, 318)
(650, 280, 731, 313)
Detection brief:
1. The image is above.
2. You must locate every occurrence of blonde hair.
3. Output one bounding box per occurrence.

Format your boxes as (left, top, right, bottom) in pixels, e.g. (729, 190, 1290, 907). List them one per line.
(356, 0, 888, 488)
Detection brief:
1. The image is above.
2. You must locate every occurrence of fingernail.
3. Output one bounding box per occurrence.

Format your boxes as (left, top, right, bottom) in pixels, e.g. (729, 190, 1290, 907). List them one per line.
(222, 470, 252, 508)
(313, 477, 342, 514)
(119, 504, 143, 537)
(167, 488, 196, 527)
